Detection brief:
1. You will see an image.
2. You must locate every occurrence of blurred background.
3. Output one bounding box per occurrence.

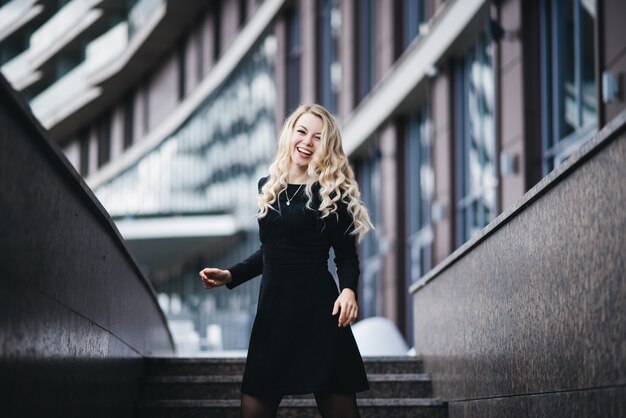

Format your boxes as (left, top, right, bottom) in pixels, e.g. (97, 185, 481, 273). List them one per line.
(0, 0, 621, 355)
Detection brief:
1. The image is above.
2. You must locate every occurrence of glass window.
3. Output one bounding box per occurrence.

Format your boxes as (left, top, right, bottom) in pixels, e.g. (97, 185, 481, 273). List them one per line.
(123, 91, 134, 149)
(239, 0, 247, 26)
(142, 79, 150, 134)
(79, 129, 90, 176)
(406, 111, 433, 284)
(355, 0, 374, 104)
(97, 110, 112, 168)
(0, 32, 28, 66)
(212, 1, 221, 60)
(356, 146, 382, 319)
(402, 0, 425, 50)
(177, 38, 186, 100)
(285, 4, 301, 113)
(317, 0, 340, 113)
(541, 0, 597, 173)
(404, 109, 433, 341)
(196, 22, 204, 81)
(455, 33, 497, 246)
(94, 32, 277, 217)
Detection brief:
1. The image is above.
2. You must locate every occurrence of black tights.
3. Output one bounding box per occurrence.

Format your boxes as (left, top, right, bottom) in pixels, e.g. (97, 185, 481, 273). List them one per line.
(241, 393, 281, 418)
(241, 392, 360, 418)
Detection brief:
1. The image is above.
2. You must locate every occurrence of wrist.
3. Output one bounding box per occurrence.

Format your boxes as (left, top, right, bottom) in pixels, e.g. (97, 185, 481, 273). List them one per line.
(224, 270, 233, 284)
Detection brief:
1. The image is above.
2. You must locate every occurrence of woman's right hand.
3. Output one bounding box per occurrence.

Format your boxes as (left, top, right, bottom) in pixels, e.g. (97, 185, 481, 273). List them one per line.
(199, 268, 232, 289)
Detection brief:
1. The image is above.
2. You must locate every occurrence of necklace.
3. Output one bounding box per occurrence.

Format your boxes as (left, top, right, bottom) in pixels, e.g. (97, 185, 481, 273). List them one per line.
(285, 184, 303, 206)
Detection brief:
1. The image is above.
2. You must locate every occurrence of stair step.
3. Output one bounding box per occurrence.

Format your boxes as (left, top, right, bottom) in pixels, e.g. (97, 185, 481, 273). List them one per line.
(144, 357, 247, 376)
(140, 373, 434, 400)
(136, 398, 447, 418)
(139, 357, 447, 417)
(363, 356, 425, 374)
(144, 356, 424, 376)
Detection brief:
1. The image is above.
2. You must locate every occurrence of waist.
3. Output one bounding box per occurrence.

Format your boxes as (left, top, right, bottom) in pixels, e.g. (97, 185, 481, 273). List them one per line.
(262, 246, 328, 265)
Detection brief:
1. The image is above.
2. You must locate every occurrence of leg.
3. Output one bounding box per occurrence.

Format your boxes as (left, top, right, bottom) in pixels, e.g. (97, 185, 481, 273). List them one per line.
(241, 393, 282, 418)
(314, 392, 360, 418)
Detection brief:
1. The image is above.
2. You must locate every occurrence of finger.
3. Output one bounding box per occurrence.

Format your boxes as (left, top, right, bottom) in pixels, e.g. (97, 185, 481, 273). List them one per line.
(338, 305, 348, 326)
(348, 308, 356, 324)
(202, 277, 217, 289)
(209, 278, 225, 288)
(201, 268, 217, 279)
(345, 306, 353, 320)
(204, 269, 216, 279)
(347, 306, 357, 323)
(332, 300, 340, 316)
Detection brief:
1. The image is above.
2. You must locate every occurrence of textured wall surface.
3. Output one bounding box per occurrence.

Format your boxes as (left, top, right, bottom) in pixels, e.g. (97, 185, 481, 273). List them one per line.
(0, 76, 174, 417)
(411, 110, 626, 417)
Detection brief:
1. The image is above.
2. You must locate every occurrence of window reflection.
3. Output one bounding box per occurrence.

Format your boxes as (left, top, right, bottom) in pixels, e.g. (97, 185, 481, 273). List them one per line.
(456, 33, 497, 246)
(358, 147, 382, 319)
(402, 0, 425, 50)
(95, 32, 277, 218)
(406, 111, 433, 284)
(317, 0, 340, 113)
(542, 0, 597, 173)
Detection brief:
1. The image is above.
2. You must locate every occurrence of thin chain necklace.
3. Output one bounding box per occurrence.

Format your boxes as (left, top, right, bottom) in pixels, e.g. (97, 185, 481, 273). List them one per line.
(285, 184, 303, 206)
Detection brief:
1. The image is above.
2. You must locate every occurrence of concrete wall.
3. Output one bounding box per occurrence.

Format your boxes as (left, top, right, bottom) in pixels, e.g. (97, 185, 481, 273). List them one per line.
(601, 0, 626, 124)
(0, 76, 174, 418)
(411, 109, 626, 417)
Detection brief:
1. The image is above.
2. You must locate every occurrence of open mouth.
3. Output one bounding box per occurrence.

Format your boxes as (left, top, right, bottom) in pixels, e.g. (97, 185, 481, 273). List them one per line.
(296, 147, 313, 157)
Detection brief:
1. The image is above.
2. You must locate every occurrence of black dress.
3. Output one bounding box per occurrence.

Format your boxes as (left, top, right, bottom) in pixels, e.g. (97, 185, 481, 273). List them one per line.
(226, 177, 370, 396)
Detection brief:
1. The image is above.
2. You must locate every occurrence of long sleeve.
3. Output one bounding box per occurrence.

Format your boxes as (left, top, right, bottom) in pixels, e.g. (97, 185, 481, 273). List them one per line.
(225, 176, 268, 289)
(329, 203, 360, 293)
(226, 246, 263, 289)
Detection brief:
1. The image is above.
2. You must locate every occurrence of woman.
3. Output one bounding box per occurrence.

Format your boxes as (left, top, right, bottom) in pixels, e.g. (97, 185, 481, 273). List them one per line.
(199, 104, 373, 418)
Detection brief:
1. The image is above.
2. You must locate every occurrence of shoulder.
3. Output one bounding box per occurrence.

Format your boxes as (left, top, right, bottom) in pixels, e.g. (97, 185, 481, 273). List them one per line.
(257, 176, 269, 193)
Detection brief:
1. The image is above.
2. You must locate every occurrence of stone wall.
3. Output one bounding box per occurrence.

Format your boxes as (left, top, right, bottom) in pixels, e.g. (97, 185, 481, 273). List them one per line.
(411, 110, 626, 417)
(0, 75, 174, 417)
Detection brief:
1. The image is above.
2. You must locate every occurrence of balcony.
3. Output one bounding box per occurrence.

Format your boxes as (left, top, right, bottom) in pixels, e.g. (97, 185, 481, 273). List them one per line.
(1, 0, 105, 91)
(30, 0, 205, 140)
(0, 0, 45, 43)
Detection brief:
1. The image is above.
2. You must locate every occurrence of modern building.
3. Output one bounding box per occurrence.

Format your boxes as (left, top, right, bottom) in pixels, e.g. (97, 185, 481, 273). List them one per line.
(1, 0, 624, 356)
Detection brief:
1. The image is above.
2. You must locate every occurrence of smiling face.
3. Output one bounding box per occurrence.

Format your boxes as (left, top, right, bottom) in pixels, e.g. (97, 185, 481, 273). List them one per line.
(289, 112, 323, 172)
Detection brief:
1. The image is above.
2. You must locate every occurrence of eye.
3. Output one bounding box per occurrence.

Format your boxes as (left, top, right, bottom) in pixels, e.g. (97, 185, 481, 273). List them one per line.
(297, 129, 306, 135)
(314, 136, 321, 141)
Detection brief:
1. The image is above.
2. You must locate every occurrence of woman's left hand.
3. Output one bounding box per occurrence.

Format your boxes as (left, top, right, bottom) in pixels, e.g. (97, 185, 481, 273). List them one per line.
(332, 288, 358, 327)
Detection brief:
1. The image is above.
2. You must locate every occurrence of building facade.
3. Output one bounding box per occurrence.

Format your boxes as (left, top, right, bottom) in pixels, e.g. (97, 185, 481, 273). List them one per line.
(2, 0, 624, 351)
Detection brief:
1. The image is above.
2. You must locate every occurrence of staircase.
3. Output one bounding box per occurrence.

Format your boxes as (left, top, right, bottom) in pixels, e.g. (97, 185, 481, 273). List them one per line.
(137, 356, 447, 417)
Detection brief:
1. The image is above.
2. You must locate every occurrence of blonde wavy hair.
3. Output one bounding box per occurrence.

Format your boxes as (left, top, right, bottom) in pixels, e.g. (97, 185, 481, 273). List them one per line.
(257, 104, 373, 242)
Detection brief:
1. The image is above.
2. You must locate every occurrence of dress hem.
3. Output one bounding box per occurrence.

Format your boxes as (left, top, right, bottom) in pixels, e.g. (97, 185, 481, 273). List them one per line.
(241, 383, 370, 397)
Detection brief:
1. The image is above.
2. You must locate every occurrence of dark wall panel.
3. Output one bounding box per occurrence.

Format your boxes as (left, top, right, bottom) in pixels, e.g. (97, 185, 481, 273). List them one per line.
(602, 0, 626, 70)
(448, 386, 626, 418)
(604, 52, 626, 123)
(602, 0, 626, 122)
(0, 75, 174, 417)
(411, 110, 626, 417)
